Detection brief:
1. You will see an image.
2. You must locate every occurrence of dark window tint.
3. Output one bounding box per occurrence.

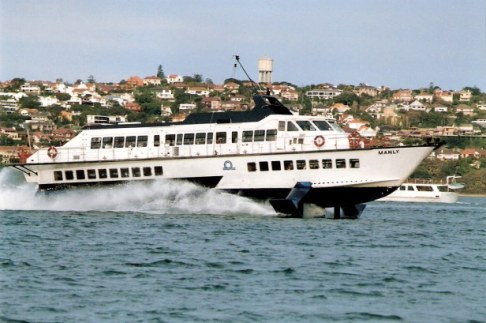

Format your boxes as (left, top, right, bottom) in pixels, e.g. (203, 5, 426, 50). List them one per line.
(102, 137, 113, 149)
(176, 134, 183, 145)
(126, 136, 136, 148)
(336, 159, 346, 168)
(114, 136, 125, 148)
(54, 171, 63, 181)
(109, 168, 119, 178)
(132, 167, 141, 177)
(309, 160, 319, 169)
(242, 131, 253, 142)
(195, 133, 206, 145)
(284, 160, 294, 170)
(296, 160, 306, 170)
(166, 134, 175, 146)
(137, 136, 148, 147)
(207, 133, 213, 144)
(87, 169, 97, 179)
(254, 130, 265, 142)
(322, 159, 333, 169)
(247, 162, 257, 172)
(259, 161, 269, 171)
(98, 169, 107, 179)
(216, 132, 226, 144)
(143, 167, 152, 176)
(350, 159, 360, 168)
(154, 166, 163, 176)
(266, 129, 277, 141)
(154, 135, 160, 147)
(121, 168, 129, 178)
(183, 133, 194, 145)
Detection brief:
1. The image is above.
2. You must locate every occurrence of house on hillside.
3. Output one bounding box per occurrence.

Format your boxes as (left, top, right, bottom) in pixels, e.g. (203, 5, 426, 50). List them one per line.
(166, 74, 183, 84)
(415, 93, 434, 103)
(143, 76, 162, 86)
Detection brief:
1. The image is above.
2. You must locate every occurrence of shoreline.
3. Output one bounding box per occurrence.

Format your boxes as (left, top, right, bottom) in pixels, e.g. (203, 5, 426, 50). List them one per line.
(459, 193, 486, 198)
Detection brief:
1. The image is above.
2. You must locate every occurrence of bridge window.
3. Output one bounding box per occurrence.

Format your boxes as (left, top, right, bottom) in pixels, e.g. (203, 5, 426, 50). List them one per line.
(195, 133, 206, 144)
(91, 137, 101, 149)
(309, 160, 319, 169)
(287, 122, 299, 131)
(284, 160, 294, 170)
(278, 121, 285, 131)
(296, 121, 317, 131)
(166, 134, 175, 146)
(87, 169, 97, 179)
(76, 170, 85, 180)
(54, 171, 63, 181)
(126, 136, 136, 148)
(266, 129, 277, 141)
(259, 161, 269, 171)
(216, 132, 226, 144)
(65, 170, 74, 180)
(114, 136, 125, 148)
(154, 135, 160, 147)
(254, 130, 265, 142)
(322, 159, 332, 169)
(102, 137, 113, 149)
(143, 167, 152, 176)
(183, 133, 194, 145)
(417, 186, 433, 192)
(109, 168, 119, 178)
(247, 162, 257, 172)
(98, 169, 107, 179)
(336, 159, 346, 168)
(313, 120, 332, 131)
(296, 160, 306, 170)
(242, 131, 253, 142)
(137, 136, 148, 147)
(350, 159, 360, 168)
(271, 161, 281, 171)
(154, 166, 163, 176)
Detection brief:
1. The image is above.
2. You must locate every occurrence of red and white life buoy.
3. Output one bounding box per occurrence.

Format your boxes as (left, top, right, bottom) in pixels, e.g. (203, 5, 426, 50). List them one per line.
(313, 135, 325, 147)
(47, 146, 58, 159)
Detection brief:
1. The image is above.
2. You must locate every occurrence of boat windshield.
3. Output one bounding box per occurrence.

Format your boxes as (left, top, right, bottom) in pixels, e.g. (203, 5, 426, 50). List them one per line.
(296, 120, 317, 131)
(327, 120, 345, 133)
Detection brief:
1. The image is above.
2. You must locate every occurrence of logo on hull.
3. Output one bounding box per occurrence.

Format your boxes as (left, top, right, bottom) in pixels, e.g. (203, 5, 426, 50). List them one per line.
(223, 160, 236, 170)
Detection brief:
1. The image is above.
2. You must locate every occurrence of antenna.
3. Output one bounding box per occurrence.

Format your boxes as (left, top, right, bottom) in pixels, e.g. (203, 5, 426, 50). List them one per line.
(233, 55, 261, 93)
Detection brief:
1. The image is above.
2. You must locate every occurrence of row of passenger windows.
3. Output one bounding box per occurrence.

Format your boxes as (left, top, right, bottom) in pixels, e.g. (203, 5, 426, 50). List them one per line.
(247, 158, 360, 172)
(53, 166, 164, 181)
(90, 129, 278, 149)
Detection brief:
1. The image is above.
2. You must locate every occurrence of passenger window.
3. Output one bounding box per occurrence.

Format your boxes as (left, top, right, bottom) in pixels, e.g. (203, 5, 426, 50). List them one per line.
(154, 166, 163, 176)
(322, 159, 333, 169)
(336, 159, 346, 168)
(87, 169, 97, 179)
(284, 160, 294, 170)
(254, 130, 265, 142)
(98, 169, 107, 179)
(54, 171, 63, 181)
(114, 136, 125, 148)
(109, 169, 119, 178)
(132, 167, 141, 177)
(266, 129, 277, 141)
(137, 136, 148, 147)
(90, 137, 101, 149)
(247, 162, 257, 172)
(216, 132, 226, 144)
(126, 136, 136, 148)
(154, 135, 160, 147)
(143, 167, 152, 176)
(278, 121, 285, 131)
(65, 170, 74, 180)
(271, 161, 281, 171)
(102, 137, 113, 149)
(296, 160, 306, 169)
(76, 170, 85, 180)
(207, 133, 213, 144)
(121, 168, 129, 178)
(259, 161, 269, 171)
(313, 120, 332, 131)
(195, 133, 206, 145)
(176, 134, 183, 145)
(243, 131, 253, 142)
(309, 160, 319, 169)
(166, 134, 175, 146)
(183, 133, 194, 145)
(232, 131, 238, 143)
(350, 159, 360, 168)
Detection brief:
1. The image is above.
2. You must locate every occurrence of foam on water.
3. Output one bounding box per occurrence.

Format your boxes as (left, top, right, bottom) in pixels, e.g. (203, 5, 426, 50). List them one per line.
(0, 167, 274, 215)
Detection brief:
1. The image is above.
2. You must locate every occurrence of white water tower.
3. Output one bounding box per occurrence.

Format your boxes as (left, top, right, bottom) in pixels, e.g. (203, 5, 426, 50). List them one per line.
(258, 57, 273, 84)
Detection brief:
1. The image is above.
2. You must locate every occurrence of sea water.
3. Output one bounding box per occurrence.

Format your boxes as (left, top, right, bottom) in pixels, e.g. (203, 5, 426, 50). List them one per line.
(1, 167, 485, 322)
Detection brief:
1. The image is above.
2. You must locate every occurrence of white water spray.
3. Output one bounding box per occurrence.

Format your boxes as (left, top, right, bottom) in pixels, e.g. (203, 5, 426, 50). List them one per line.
(0, 168, 275, 215)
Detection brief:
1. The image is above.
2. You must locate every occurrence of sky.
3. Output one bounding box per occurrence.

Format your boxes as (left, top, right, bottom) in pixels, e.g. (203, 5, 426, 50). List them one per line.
(1, 0, 485, 91)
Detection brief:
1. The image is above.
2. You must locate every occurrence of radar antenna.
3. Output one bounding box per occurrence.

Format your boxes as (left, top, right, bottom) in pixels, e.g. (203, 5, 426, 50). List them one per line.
(233, 55, 262, 93)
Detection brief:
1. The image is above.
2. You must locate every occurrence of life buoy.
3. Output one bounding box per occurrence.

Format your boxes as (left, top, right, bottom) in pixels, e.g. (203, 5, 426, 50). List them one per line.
(47, 146, 58, 159)
(313, 135, 325, 147)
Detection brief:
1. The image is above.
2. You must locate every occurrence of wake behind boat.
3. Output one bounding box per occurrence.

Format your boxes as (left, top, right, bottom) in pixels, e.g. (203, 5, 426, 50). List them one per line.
(377, 176, 464, 203)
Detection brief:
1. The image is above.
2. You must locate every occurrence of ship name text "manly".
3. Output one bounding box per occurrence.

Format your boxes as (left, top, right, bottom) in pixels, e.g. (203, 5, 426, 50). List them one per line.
(378, 149, 400, 155)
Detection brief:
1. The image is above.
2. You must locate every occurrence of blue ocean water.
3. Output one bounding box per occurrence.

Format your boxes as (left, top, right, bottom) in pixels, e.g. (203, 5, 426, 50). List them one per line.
(1, 168, 485, 322)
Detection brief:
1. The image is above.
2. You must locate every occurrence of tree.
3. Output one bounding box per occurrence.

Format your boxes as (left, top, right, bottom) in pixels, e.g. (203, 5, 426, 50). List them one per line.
(157, 65, 165, 79)
(19, 96, 41, 109)
(7, 78, 26, 91)
(87, 75, 96, 84)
